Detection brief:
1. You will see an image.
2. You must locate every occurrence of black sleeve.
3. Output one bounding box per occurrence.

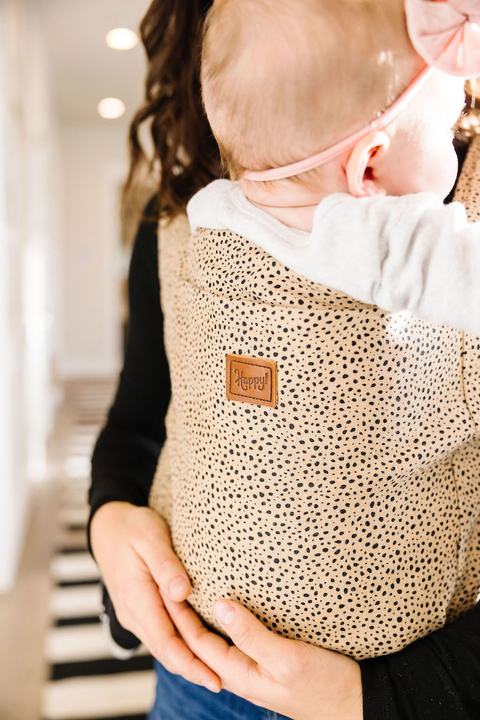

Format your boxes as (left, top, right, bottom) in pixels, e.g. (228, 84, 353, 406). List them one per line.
(361, 602, 480, 720)
(87, 196, 171, 557)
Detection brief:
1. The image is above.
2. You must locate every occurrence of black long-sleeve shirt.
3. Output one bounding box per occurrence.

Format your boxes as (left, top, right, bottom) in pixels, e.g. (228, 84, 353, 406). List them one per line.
(89, 144, 480, 718)
(88, 196, 169, 547)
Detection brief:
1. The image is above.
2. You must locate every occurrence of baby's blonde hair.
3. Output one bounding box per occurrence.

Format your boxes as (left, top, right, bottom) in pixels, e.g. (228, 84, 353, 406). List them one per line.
(202, 0, 423, 187)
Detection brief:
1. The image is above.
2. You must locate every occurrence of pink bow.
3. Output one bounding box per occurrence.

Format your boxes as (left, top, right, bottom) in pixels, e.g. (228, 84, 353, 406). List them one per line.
(406, 0, 480, 76)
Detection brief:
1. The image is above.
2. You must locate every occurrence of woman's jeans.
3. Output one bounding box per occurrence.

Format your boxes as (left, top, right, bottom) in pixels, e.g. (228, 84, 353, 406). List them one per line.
(149, 659, 293, 720)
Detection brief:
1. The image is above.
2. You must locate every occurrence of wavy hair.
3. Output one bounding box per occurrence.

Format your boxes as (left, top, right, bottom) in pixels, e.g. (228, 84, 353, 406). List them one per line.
(123, 0, 221, 221)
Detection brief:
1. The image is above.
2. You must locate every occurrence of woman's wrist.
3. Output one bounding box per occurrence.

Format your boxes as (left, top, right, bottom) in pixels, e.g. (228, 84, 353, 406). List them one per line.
(325, 652, 363, 720)
(340, 660, 363, 720)
(90, 501, 135, 562)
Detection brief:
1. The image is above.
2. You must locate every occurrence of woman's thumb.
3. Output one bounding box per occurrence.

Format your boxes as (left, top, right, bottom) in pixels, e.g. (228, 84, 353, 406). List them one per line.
(130, 512, 192, 602)
(213, 600, 284, 668)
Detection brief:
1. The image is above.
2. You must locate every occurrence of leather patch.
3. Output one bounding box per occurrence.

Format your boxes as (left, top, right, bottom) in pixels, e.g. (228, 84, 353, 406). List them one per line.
(226, 355, 278, 408)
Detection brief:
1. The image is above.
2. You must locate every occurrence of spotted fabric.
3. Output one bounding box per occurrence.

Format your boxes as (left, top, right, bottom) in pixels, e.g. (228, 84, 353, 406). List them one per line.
(149, 137, 480, 660)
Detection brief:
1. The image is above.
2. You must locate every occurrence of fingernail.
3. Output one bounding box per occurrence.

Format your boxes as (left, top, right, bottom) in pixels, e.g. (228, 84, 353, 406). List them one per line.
(169, 576, 189, 599)
(201, 681, 220, 693)
(214, 600, 236, 625)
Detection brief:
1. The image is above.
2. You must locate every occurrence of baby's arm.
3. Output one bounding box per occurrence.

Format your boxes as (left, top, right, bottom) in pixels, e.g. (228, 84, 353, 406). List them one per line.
(363, 196, 480, 335)
(269, 193, 480, 336)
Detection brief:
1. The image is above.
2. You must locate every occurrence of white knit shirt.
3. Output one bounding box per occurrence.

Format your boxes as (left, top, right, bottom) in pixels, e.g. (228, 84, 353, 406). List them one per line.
(188, 179, 480, 337)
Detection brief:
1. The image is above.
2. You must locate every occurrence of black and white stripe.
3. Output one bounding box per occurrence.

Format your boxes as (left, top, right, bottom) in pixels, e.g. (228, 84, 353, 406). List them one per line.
(41, 384, 155, 720)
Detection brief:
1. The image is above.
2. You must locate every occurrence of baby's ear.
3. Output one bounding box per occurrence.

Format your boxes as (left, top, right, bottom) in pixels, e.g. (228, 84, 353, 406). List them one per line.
(345, 132, 390, 198)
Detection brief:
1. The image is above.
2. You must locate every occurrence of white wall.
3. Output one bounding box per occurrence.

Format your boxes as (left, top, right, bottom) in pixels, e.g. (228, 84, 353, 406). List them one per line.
(58, 123, 126, 379)
(22, 1, 64, 481)
(0, 0, 63, 591)
(0, 0, 144, 591)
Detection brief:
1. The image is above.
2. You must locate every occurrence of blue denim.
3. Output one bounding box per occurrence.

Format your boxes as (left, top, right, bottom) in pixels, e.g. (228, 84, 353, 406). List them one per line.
(149, 659, 293, 720)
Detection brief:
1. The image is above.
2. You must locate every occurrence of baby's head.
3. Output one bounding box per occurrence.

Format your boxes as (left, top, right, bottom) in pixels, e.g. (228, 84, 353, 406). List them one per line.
(202, 0, 465, 202)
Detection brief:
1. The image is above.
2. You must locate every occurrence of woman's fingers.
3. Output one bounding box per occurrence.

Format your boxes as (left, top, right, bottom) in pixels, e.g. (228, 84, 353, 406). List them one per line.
(164, 595, 233, 661)
(213, 600, 289, 675)
(127, 508, 192, 602)
(127, 578, 221, 692)
(90, 503, 218, 690)
(167, 597, 363, 720)
(164, 596, 271, 696)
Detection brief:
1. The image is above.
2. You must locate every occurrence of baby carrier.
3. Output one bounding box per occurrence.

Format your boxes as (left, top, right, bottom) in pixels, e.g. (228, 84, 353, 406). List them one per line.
(150, 138, 480, 660)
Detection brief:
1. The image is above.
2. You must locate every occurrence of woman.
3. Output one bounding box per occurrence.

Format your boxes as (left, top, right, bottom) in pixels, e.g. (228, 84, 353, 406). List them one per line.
(89, 1, 480, 718)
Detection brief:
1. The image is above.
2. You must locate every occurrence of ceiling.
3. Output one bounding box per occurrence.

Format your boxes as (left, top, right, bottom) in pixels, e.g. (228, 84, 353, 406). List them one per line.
(39, 0, 152, 126)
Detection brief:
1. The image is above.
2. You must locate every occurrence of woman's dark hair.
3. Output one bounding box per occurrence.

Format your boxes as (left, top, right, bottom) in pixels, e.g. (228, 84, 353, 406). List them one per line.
(123, 0, 221, 221)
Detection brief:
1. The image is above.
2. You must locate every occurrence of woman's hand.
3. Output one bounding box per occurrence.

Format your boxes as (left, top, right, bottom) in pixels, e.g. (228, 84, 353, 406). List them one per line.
(165, 596, 363, 720)
(90, 502, 221, 692)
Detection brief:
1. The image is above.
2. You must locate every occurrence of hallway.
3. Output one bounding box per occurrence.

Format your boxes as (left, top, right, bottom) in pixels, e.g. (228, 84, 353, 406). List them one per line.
(0, 381, 155, 720)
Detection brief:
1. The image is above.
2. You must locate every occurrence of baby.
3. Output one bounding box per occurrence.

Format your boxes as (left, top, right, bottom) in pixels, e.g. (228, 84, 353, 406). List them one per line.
(190, 0, 479, 335)
(150, 0, 480, 661)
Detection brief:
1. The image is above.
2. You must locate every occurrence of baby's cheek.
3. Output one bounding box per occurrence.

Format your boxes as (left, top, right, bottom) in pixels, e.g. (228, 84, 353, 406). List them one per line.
(440, 141, 459, 195)
(424, 136, 458, 199)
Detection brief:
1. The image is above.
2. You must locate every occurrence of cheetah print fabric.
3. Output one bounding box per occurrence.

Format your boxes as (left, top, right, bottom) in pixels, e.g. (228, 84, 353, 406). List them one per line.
(150, 137, 480, 660)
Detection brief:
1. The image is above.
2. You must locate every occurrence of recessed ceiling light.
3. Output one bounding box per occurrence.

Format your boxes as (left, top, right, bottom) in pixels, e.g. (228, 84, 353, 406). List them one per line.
(106, 28, 139, 51)
(98, 98, 126, 119)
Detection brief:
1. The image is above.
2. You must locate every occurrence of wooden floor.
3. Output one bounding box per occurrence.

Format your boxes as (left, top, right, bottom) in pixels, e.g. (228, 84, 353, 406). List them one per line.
(0, 380, 115, 720)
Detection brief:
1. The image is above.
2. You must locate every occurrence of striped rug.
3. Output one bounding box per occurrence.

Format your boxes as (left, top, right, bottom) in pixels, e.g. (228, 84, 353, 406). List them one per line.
(41, 383, 155, 720)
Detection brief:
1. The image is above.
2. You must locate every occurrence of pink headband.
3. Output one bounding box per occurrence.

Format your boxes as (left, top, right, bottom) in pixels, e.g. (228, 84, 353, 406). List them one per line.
(243, 64, 434, 183)
(243, 0, 477, 184)
(406, 0, 480, 77)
